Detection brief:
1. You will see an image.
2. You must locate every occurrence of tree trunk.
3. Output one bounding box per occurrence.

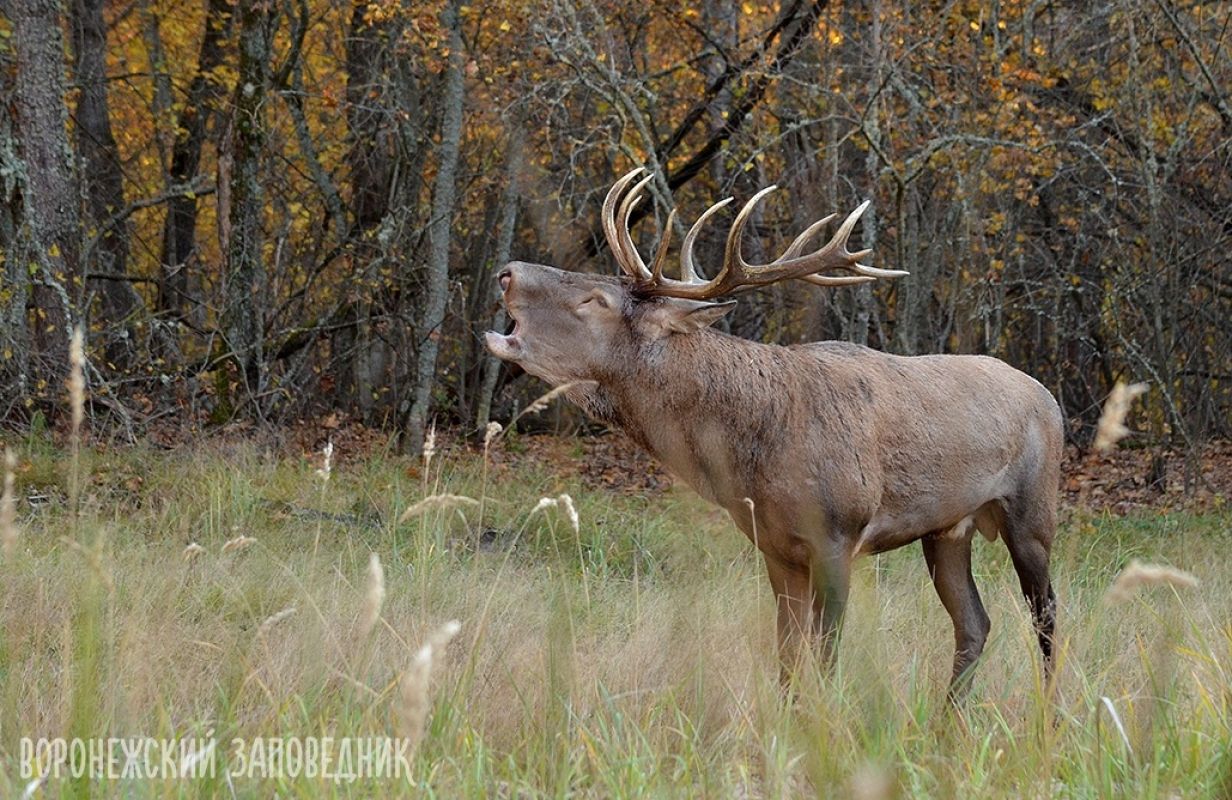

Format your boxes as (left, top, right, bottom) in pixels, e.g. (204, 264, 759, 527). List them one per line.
(852, 0, 881, 347)
(224, 0, 273, 398)
(158, 0, 231, 326)
(9, 0, 78, 392)
(0, 52, 31, 411)
(337, 0, 397, 417)
(71, 0, 143, 351)
(475, 131, 524, 429)
(346, 0, 395, 232)
(404, 0, 465, 451)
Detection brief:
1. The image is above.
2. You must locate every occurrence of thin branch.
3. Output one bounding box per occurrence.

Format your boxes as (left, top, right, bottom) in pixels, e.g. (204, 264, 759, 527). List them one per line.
(85, 178, 215, 256)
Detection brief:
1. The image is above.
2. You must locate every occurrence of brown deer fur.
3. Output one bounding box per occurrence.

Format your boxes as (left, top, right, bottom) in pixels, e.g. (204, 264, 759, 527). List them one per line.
(486, 244, 1062, 696)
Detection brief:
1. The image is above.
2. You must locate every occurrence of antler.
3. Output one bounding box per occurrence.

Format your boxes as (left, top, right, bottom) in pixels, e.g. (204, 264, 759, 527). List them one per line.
(601, 167, 908, 300)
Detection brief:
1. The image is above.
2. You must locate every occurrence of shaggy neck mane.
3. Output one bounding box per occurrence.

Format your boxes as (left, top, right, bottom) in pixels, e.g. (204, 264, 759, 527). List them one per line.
(575, 329, 799, 494)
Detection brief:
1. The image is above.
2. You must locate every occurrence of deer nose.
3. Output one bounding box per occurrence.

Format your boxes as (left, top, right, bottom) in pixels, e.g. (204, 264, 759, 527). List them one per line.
(498, 267, 513, 292)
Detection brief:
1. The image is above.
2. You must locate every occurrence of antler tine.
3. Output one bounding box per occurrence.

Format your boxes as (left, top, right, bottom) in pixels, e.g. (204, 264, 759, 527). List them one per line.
(650, 208, 676, 282)
(738, 199, 909, 285)
(602, 168, 648, 280)
(679, 197, 733, 283)
(793, 201, 906, 279)
(779, 213, 837, 260)
(799, 274, 876, 287)
(848, 262, 911, 279)
(723, 185, 779, 281)
(744, 200, 868, 284)
(616, 172, 656, 282)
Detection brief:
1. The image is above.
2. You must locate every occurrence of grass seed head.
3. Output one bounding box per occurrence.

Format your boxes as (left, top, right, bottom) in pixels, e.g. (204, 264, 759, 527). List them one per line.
(483, 421, 503, 452)
(68, 326, 85, 438)
(360, 552, 385, 639)
(531, 496, 558, 515)
(1093, 381, 1149, 452)
(221, 535, 257, 554)
(523, 381, 595, 417)
(1106, 558, 1199, 603)
(422, 425, 437, 471)
(182, 542, 206, 562)
(258, 606, 297, 637)
(1, 447, 17, 560)
(315, 440, 334, 481)
(397, 494, 480, 523)
(395, 620, 462, 749)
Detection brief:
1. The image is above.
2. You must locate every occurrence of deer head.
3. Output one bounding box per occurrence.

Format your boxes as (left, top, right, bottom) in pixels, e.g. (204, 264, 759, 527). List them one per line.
(484, 167, 907, 387)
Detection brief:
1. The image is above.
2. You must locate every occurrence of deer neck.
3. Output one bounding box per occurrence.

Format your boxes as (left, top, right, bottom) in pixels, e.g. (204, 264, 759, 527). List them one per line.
(591, 330, 790, 507)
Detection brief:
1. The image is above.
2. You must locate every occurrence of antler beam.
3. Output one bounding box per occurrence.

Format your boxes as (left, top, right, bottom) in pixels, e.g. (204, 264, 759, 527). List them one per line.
(600, 167, 908, 300)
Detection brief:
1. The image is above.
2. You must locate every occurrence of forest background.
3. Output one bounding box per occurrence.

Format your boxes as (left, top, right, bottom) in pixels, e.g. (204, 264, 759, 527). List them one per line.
(0, 0, 1229, 463)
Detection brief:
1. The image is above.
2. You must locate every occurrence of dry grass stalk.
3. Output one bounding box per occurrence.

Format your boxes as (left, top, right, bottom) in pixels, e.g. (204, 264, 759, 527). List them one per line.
(22, 769, 50, 800)
(520, 382, 586, 416)
(397, 494, 479, 523)
(1106, 559, 1199, 603)
(481, 382, 599, 456)
(58, 535, 115, 591)
(221, 535, 257, 554)
(1099, 696, 1134, 755)
(1093, 381, 1149, 452)
(558, 494, 579, 534)
(178, 740, 216, 776)
(359, 552, 385, 638)
(742, 497, 759, 550)
(395, 620, 462, 748)
(182, 542, 206, 562)
(1, 447, 17, 560)
(504, 381, 598, 432)
(67, 327, 86, 524)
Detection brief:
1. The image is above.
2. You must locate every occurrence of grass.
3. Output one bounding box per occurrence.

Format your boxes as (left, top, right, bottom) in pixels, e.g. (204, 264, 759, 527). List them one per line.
(0, 431, 1229, 798)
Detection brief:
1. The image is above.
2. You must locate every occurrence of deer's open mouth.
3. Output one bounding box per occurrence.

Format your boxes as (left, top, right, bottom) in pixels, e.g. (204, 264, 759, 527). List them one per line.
(484, 313, 523, 361)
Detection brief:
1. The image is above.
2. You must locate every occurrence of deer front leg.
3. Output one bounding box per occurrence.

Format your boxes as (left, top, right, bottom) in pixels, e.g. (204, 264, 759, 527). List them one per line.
(765, 556, 814, 686)
(765, 548, 852, 685)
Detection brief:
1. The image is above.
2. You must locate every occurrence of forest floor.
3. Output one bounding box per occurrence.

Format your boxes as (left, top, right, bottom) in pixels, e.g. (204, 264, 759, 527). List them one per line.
(0, 425, 1228, 797)
(129, 408, 1232, 514)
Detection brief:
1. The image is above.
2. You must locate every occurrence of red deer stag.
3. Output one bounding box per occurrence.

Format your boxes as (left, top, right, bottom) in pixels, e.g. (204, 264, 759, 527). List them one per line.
(486, 168, 1062, 695)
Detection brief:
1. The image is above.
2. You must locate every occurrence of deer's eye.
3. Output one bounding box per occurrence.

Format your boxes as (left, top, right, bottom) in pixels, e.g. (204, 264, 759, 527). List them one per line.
(580, 292, 609, 310)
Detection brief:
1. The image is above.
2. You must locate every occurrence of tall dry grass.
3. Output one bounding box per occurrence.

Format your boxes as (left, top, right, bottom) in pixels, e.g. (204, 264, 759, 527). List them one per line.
(0, 371, 1226, 796)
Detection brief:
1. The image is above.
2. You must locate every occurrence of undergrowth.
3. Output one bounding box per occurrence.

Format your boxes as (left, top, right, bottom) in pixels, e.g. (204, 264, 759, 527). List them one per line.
(0, 430, 1227, 798)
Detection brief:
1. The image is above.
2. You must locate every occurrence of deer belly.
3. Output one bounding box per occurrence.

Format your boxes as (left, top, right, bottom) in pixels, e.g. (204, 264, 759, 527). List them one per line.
(855, 500, 1003, 555)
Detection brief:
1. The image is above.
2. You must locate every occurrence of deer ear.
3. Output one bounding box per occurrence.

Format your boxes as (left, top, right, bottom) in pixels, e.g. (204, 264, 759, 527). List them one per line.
(643, 298, 735, 337)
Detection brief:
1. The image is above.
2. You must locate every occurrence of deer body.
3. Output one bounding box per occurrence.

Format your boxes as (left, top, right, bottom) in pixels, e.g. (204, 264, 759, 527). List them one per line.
(487, 170, 1061, 694)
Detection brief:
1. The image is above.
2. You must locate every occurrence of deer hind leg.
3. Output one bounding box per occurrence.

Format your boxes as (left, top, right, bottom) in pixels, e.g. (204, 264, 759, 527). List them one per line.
(1002, 493, 1058, 679)
(922, 528, 991, 701)
(808, 545, 851, 668)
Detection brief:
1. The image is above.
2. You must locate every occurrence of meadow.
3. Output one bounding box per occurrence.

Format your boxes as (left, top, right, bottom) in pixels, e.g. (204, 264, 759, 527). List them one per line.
(0, 429, 1228, 798)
